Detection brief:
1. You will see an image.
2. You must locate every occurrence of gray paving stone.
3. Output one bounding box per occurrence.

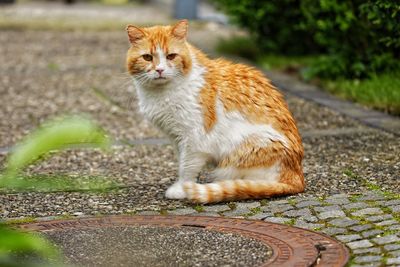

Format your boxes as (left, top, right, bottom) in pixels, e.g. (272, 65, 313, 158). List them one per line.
(362, 229, 384, 238)
(354, 255, 383, 264)
(137, 210, 160, 215)
(352, 208, 383, 217)
(269, 199, 289, 205)
(389, 205, 400, 213)
(295, 196, 319, 202)
(282, 208, 312, 218)
(168, 208, 196, 215)
(329, 217, 359, 227)
(358, 192, 386, 201)
(367, 214, 393, 222)
(236, 202, 260, 210)
(351, 224, 373, 232)
(377, 199, 400, 206)
(327, 194, 349, 199)
(263, 217, 291, 224)
(343, 202, 369, 210)
(387, 225, 400, 231)
(247, 213, 272, 220)
(347, 240, 374, 249)
(203, 204, 230, 213)
(373, 235, 400, 245)
(222, 209, 248, 217)
(325, 197, 350, 205)
(385, 199, 400, 206)
(303, 216, 318, 223)
(384, 244, 400, 251)
(295, 200, 322, 208)
(262, 204, 294, 213)
(351, 264, 380, 267)
(318, 209, 346, 220)
(353, 247, 381, 255)
(314, 205, 341, 212)
(294, 220, 324, 230)
(321, 227, 347, 235)
(388, 250, 400, 257)
(387, 257, 400, 265)
(376, 220, 398, 226)
(335, 234, 362, 243)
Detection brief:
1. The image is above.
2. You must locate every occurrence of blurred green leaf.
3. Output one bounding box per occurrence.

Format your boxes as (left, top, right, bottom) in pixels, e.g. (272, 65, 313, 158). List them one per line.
(0, 174, 116, 193)
(3, 116, 111, 179)
(0, 115, 114, 266)
(0, 226, 61, 267)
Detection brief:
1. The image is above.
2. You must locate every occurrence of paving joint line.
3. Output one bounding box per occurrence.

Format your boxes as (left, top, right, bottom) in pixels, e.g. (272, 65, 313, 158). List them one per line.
(0, 127, 377, 156)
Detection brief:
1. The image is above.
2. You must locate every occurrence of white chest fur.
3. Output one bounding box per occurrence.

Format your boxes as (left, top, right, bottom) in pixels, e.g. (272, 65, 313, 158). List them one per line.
(134, 63, 206, 146)
(133, 61, 287, 161)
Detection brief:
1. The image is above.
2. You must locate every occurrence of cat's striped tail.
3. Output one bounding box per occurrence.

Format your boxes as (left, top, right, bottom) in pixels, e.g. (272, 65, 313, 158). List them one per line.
(183, 180, 303, 204)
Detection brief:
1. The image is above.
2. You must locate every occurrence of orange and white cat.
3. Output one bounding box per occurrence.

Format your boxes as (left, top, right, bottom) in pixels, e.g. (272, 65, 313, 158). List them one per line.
(126, 20, 305, 203)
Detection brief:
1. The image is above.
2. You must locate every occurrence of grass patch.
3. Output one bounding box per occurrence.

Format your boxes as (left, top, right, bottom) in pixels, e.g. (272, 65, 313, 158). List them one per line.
(3, 217, 37, 225)
(259, 199, 268, 206)
(348, 194, 361, 202)
(217, 36, 400, 115)
(365, 182, 383, 191)
(322, 72, 400, 115)
(227, 202, 236, 210)
(381, 191, 400, 200)
(192, 205, 204, 213)
(283, 218, 295, 226)
(259, 54, 315, 71)
(244, 207, 262, 218)
(159, 210, 168, 216)
(216, 36, 262, 61)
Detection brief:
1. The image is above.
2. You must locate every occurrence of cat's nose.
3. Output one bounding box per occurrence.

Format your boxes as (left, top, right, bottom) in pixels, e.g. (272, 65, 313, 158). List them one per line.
(156, 68, 164, 75)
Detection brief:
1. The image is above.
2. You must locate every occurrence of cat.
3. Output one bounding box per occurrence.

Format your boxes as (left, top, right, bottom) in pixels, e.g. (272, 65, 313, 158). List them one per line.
(125, 20, 305, 203)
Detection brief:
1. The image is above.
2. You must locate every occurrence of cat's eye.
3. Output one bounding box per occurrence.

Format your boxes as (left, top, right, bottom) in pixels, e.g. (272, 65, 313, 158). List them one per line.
(167, 53, 177, 60)
(142, 54, 153, 61)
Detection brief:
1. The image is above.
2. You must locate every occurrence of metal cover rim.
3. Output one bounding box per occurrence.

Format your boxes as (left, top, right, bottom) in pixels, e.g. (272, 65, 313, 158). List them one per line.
(18, 215, 349, 267)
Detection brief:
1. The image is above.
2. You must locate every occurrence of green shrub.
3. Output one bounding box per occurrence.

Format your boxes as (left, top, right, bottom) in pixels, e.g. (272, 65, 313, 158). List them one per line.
(214, 0, 400, 78)
(214, 0, 318, 55)
(216, 36, 262, 60)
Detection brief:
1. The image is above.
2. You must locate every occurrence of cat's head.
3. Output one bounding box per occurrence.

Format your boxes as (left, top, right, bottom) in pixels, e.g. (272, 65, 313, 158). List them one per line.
(126, 20, 192, 87)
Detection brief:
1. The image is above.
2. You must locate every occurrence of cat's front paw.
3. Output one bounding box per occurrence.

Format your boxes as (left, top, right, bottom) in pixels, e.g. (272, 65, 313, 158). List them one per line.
(165, 183, 186, 199)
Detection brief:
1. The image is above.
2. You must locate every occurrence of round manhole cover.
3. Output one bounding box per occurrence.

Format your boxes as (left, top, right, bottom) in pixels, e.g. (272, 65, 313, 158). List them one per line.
(18, 215, 349, 267)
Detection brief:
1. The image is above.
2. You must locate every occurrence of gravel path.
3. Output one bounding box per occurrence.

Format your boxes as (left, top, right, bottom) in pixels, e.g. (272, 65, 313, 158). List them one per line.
(1, 2, 399, 266)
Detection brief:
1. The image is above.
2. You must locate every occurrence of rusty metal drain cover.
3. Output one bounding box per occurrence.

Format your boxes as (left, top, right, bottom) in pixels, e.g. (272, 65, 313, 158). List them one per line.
(19, 215, 349, 267)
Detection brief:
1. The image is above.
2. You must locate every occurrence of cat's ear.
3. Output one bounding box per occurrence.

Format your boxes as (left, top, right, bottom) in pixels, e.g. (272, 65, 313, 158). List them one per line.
(171, 20, 188, 40)
(126, 25, 145, 44)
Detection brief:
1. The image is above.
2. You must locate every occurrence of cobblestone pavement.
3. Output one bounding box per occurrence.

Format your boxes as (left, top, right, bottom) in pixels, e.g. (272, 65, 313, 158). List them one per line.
(0, 2, 399, 267)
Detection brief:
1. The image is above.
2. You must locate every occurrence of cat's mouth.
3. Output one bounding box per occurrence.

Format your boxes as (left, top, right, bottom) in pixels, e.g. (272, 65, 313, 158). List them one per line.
(152, 76, 170, 85)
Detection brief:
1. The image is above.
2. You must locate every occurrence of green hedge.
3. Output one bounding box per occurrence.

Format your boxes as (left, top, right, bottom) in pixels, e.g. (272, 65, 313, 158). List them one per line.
(215, 0, 400, 79)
